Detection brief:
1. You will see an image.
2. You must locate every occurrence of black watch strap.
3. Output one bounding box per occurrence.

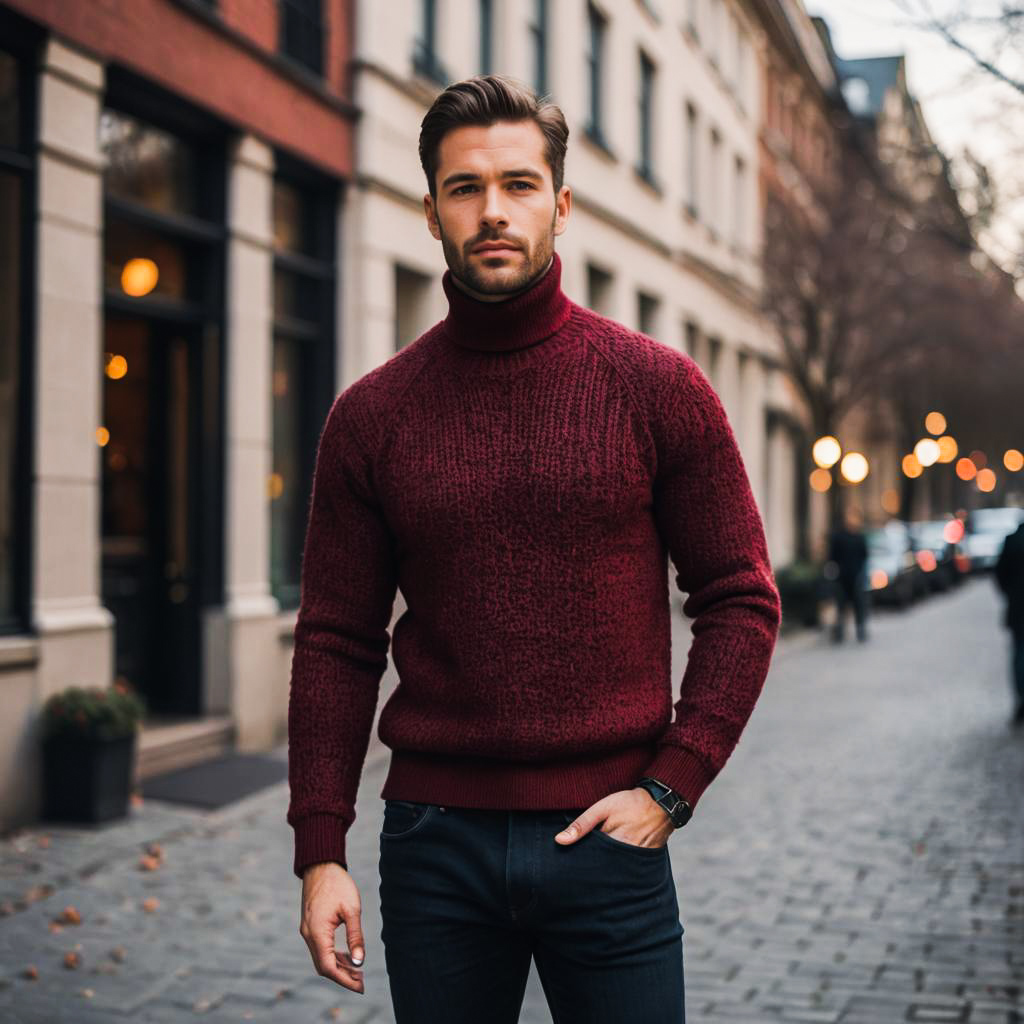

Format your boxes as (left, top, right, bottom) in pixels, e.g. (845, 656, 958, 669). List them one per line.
(636, 776, 693, 829)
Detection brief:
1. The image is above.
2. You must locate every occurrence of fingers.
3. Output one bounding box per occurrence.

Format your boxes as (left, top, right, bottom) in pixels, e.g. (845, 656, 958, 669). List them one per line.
(343, 916, 366, 968)
(556, 816, 586, 843)
(301, 915, 365, 994)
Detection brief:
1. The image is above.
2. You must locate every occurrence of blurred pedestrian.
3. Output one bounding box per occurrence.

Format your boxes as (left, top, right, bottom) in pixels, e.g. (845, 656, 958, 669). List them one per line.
(994, 519, 1024, 727)
(828, 505, 869, 643)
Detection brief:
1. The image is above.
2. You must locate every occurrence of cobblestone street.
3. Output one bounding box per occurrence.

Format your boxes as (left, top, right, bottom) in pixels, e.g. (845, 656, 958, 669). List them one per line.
(1, 575, 1021, 1023)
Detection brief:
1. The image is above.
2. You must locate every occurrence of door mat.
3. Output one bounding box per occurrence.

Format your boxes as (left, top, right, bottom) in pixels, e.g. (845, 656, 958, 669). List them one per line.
(141, 753, 288, 810)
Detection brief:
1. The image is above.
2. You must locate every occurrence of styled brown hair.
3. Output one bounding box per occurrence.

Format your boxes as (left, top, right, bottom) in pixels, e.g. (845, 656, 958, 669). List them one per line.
(419, 74, 569, 200)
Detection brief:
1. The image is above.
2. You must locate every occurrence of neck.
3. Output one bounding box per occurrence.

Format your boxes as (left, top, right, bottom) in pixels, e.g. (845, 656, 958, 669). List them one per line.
(441, 250, 572, 353)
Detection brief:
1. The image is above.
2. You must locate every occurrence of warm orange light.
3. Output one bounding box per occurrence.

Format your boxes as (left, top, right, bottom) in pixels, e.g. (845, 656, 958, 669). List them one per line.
(812, 436, 841, 469)
(95, 426, 109, 446)
(840, 452, 869, 483)
(936, 436, 958, 463)
(914, 438, 940, 467)
(870, 569, 889, 590)
(105, 353, 128, 380)
(881, 488, 900, 515)
(902, 453, 923, 479)
(1004, 449, 1023, 472)
(810, 467, 832, 492)
(268, 472, 284, 499)
(121, 257, 159, 297)
(970, 450, 987, 469)
(916, 549, 937, 572)
(925, 411, 946, 435)
(955, 458, 977, 481)
(943, 519, 964, 544)
(976, 468, 996, 492)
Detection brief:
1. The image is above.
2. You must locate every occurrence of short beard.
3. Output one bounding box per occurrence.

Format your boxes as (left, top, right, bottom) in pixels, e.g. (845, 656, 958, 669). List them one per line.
(438, 208, 557, 299)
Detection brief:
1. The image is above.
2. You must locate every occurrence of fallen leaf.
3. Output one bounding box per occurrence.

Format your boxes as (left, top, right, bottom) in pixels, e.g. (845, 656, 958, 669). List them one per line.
(110, 946, 127, 963)
(63, 952, 80, 969)
(141, 897, 159, 913)
(57, 906, 81, 925)
(23, 885, 53, 905)
(22, 965, 38, 980)
(48, 922, 63, 934)
(37, 836, 50, 849)
(81, 987, 94, 998)
(147, 842, 163, 858)
(138, 854, 162, 872)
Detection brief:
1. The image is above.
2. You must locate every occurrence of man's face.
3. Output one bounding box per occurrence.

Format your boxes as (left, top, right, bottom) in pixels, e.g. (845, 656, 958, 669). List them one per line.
(424, 120, 571, 302)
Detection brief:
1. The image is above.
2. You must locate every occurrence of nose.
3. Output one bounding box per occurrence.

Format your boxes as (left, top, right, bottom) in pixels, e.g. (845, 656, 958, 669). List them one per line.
(480, 182, 510, 231)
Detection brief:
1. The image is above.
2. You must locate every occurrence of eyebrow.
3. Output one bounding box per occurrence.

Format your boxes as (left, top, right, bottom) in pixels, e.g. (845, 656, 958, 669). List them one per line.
(440, 168, 544, 189)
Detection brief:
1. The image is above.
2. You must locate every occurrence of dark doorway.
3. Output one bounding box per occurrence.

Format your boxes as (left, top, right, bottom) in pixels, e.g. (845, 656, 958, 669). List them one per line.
(100, 315, 208, 715)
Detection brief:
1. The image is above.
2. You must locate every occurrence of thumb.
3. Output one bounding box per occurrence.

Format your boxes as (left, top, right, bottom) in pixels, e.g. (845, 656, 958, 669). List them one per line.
(344, 914, 365, 966)
(556, 817, 583, 843)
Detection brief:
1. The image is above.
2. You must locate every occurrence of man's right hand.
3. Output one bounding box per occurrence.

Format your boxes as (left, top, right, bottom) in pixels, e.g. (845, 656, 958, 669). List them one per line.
(299, 862, 365, 994)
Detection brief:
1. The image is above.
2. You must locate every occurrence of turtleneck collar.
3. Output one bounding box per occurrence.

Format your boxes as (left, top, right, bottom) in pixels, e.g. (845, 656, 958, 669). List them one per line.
(440, 250, 573, 353)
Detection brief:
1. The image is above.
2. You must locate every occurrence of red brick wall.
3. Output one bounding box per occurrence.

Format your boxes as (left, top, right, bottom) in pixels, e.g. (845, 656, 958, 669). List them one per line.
(6, 0, 354, 179)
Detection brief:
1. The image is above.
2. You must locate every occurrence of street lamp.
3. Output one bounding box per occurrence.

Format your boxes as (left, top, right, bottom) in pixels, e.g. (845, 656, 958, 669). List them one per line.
(1004, 449, 1023, 472)
(840, 452, 869, 484)
(925, 411, 946, 435)
(812, 435, 841, 469)
(914, 437, 940, 467)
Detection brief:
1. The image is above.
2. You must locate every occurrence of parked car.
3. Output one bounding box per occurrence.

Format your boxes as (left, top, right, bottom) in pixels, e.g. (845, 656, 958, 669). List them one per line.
(964, 507, 1024, 571)
(865, 521, 924, 607)
(908, 518, 969, 591)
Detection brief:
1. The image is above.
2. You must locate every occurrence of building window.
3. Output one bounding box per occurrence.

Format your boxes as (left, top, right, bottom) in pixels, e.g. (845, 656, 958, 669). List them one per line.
(395, 264, 433, 350)
(637, 291, 660, 336)
(708, 336, 722, 389)
(685, 103, 699, 218)
(479, 0, 493, 74)
(709, 126, 722, 238)
(585, 3, 608, 149)
(637, 50, 656, 186)
(279, 0, 324, 77)
(685, 321, 699, 358)
(708, 0, 722, 66)
(686, 0, 699, 38)
(530, 0, 548, 96)
(586, 262, 613, 316)
(0, 33, 35, 633)
(271, 162, 337, 610)
(414, 0, 449, 85)
(732, 154, 745, 252)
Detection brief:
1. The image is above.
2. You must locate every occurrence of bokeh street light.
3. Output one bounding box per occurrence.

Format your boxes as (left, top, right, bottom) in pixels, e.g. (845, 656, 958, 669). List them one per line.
(914, 437, 940, 467)
(936, 436, 958, 463)
(902, 453, 923, 478)
(977, 468, 996, 492)
(840, 452, 869, 484)
(812, 435, 841, 469)
(1004, 449, 1023, 472)
(956, 457, 978, 481)
(809, 468, 832, 492)
(925, 411, 946, 435)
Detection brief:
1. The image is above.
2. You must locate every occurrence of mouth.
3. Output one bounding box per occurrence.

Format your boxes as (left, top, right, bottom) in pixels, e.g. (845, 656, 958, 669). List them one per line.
(473, 245, 520, 257)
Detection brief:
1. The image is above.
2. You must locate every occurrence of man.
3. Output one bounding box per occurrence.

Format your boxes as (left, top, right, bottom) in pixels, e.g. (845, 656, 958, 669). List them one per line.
(827, 505, 869, 643)
(994, 518, 1024, 727)
(287, 74, 781, 1023)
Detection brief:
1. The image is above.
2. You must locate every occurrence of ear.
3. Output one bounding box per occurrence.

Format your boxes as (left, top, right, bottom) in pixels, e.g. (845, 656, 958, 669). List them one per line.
(554, 185, 572, 237)
(424, 194, 441, 240)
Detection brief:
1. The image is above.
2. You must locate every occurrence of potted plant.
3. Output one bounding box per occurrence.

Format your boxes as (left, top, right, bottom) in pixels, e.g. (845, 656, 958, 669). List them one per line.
(40, 679, 146, 824)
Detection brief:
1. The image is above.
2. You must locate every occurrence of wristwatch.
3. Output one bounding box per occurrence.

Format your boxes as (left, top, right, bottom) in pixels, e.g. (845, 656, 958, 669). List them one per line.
(636, 776, 693, 829)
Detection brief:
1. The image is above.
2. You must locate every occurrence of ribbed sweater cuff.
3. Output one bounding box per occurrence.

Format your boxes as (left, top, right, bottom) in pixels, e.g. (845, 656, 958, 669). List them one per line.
(292, 813, 348, 880)
(639, 745, 716, 810)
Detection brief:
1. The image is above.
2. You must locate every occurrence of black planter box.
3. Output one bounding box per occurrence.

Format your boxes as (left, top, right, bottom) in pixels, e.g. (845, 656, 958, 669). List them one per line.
(41, 732, 136, 825)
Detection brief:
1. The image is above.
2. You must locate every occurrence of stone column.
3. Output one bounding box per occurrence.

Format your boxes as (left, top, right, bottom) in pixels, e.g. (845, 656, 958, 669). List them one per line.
(34, 38, 113, 684)
(221, 134, 279, 748)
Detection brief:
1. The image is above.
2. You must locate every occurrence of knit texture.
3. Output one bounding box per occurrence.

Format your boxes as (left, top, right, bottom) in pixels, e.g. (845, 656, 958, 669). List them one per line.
(286, 251, 781, 879)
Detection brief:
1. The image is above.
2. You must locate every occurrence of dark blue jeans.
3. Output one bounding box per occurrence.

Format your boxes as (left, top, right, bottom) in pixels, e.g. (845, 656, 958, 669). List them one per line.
(378, 799, 685, 1023)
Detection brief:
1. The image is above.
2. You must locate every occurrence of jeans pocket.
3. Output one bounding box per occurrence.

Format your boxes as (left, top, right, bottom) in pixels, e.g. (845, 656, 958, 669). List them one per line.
(381, 799, 436, 840)
(561, 809, 667, 856)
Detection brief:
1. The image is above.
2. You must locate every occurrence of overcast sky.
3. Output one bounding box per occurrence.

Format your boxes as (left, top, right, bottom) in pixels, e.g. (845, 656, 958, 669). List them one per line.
(804, 0, 1023, 279)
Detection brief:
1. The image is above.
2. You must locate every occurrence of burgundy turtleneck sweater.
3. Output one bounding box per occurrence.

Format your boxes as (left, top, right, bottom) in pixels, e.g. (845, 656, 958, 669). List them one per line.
(286, 251, 780, 878)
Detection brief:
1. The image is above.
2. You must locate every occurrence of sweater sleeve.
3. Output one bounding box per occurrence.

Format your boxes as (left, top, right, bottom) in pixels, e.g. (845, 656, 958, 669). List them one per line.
(638, 355, 781, 810)
(286, 390, 399, 879)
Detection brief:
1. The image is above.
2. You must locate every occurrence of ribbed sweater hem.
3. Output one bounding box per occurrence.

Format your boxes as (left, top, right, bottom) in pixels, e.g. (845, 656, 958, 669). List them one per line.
(379, 743, 659, 808)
